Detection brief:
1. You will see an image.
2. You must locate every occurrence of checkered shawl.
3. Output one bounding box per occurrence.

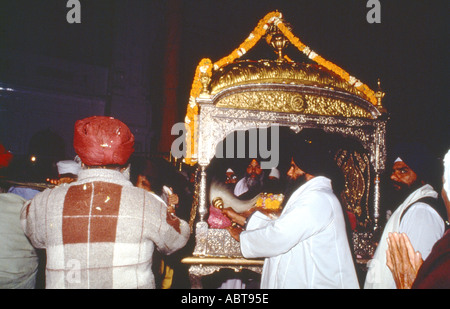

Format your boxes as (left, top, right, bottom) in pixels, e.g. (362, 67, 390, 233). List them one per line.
(21, 168, 190, 289)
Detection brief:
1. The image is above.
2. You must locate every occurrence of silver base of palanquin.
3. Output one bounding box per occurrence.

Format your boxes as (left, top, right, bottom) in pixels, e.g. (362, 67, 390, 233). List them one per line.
(181, 226, 263, 289)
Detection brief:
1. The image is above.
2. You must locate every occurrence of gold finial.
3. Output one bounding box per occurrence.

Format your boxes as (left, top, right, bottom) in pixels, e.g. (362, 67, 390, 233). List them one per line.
(212, 197, 224, 209)
(199, 72, 211, 98)
(375, 78, 386, 113)
(265, 22, 290, 63)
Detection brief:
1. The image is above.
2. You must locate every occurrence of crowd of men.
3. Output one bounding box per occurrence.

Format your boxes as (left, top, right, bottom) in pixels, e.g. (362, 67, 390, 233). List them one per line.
(0, 115, 448, 289)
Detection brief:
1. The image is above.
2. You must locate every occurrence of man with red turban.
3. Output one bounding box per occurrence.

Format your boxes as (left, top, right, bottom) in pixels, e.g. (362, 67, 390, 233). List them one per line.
(21, 116, 190, 289)
(73, 116, 135, 167)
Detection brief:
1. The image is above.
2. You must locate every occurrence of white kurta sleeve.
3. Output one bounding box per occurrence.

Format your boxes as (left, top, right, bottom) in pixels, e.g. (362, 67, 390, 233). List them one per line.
(399, 202, 444, 259)
(240, 191, 333, 258)
(246, 211, 272, 230)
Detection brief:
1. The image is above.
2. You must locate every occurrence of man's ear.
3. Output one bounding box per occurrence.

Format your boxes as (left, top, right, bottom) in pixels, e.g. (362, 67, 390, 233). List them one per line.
(136, 175, 147, 188)
(305, 173, 315, 181)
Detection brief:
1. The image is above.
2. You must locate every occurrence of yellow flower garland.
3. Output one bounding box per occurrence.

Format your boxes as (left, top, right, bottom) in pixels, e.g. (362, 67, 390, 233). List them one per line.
(276, 22, 376, 104)
(255, 193, 284, 210)
(184, 11, 377, 165)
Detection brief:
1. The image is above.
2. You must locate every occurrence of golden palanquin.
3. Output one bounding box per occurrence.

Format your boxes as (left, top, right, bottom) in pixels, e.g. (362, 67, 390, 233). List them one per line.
(181, 11, 387, 288)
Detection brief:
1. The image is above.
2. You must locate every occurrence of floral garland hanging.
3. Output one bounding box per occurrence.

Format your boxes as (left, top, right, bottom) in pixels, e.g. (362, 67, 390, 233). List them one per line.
(184, 11, 377, 165)
(276, 22, 377, 105)
(184, 58, 212, 164)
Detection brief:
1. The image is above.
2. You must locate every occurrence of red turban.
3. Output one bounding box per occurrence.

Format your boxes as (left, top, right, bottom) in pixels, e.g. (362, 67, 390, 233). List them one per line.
(0, 143, 13, 168)
(73, 116, 135, 166)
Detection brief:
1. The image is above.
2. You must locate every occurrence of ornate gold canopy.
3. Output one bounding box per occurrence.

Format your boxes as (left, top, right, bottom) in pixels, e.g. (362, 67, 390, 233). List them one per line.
(210, 60, 380, 119)
(181, 11, 388, 288)
(184, 11, 386, 165)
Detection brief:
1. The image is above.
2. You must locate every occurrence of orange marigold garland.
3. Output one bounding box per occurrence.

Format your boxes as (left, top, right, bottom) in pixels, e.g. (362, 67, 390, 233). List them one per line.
(213, 11, 283, 70)
(185, 58, 212, 164)
(277, 21, 377, 105)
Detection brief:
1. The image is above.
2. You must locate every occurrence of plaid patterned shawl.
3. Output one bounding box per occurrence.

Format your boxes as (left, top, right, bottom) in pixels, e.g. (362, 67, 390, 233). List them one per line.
(21, 168, 190, 289)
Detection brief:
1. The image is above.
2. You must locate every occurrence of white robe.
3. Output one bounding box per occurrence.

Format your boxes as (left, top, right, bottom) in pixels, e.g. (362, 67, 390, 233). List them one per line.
(240, 176, 359, 289)
(233, 178, 249, 197)
(364, 184, 444, 289)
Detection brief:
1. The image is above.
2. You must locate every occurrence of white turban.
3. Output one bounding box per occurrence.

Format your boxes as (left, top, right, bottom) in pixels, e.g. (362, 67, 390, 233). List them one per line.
(57, 160, 81, 176)
(269, 167, 280, 179)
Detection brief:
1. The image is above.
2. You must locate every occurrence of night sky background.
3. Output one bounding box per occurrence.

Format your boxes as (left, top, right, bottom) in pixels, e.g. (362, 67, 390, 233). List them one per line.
(1, 0, 448, 158)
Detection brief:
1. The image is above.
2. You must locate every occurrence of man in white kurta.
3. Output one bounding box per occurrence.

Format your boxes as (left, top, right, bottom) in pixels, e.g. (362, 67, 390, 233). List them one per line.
(364, 144, 445, 289)
(239, 157, 359, 288)
(364, 184, 444, 289)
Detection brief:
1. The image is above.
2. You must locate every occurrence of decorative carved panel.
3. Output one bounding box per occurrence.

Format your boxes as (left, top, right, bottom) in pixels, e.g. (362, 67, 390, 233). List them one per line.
(216, 90, 373, 118)
(335, 149, 372, 229)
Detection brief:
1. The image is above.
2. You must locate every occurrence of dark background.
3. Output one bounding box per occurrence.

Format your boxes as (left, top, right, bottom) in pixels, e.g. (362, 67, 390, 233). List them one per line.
(0, 0, 448, 161)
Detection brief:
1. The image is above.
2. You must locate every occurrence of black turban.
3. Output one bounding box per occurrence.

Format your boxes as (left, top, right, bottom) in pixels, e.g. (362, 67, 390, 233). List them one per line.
(390, 142, 438, 185)
(291, 137, 333, 177)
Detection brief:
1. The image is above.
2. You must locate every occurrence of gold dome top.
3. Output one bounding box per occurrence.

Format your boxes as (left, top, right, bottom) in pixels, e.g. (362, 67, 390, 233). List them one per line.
(210, 59, 368, 100)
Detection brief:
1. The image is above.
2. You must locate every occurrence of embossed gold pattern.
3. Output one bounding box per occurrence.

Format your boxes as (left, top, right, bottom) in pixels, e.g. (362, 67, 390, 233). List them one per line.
(215, 90, 373, 118)
(210, 60, 366, 98)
